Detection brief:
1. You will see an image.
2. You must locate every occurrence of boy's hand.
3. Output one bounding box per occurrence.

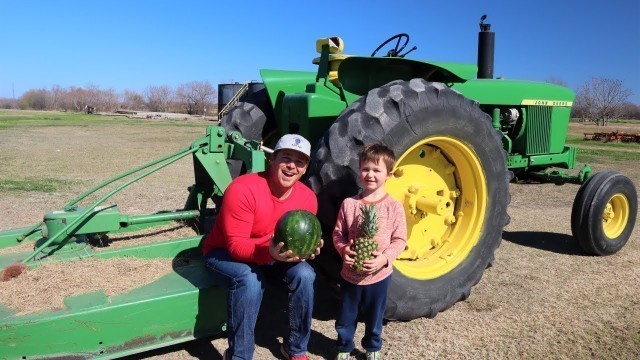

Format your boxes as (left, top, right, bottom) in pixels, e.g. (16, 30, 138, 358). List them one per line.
(269, 236, 301, 262)
(361, 251, 387, 274)
(343, 240, 357, 267)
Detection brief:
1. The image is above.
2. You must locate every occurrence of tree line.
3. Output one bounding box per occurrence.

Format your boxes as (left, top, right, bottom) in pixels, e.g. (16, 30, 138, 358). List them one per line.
(545, 76, 638, 124)
(0, 81, 217, 116)
(571, 78, 638, 125)
(1, 77, 638, 124)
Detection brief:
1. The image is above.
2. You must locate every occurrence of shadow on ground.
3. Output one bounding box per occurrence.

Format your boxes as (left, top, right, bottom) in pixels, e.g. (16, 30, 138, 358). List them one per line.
(122, 269, 340, 360)
(502, 230, 588, 256)
(252, 269, 339, 359)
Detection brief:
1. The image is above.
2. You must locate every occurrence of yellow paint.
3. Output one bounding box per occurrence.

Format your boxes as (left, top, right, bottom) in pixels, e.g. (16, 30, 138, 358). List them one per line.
(315, 37, 344, 54)
(602, 193, 630, 239)
(521, 99, 573, 107)
(387, 137, 487, 280)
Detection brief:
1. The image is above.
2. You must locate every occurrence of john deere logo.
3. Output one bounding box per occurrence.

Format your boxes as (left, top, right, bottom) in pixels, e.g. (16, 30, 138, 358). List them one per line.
(521, 99, 573, 107)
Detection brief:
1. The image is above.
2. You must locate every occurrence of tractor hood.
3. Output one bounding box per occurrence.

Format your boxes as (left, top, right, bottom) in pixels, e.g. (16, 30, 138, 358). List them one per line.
(338, 57, 477, 96)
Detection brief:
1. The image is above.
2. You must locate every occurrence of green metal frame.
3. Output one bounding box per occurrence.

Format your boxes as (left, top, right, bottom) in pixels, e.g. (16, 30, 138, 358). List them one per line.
(0, 127, 266, 359)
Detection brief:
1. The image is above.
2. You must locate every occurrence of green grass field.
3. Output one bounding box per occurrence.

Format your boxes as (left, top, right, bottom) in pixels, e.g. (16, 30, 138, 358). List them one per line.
(0, 109, 205, 129)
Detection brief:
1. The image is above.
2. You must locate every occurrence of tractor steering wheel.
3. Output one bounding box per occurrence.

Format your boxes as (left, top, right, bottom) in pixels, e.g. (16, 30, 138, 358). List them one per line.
(371, 33, 410, 57)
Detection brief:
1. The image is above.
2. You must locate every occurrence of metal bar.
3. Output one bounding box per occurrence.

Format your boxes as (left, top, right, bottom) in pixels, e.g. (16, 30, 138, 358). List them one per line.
(121, 210, 200, 226)
(15, 221, 44, 242)
(64, 146, 193, 210)
(22, 146, 200, 263)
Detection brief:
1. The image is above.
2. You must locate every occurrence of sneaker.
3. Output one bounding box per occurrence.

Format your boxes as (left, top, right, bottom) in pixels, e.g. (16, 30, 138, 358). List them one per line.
(280, 343, 309, 360)
(366, 351, 381, 360)
(335, 352, 350, 360)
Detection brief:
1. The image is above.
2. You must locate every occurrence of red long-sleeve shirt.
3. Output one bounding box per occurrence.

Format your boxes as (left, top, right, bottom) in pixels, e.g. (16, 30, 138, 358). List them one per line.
(202, 172, 318, 264)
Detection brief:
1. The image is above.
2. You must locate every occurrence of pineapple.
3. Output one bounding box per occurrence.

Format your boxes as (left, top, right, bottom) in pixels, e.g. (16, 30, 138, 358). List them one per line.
(351, 204, 379, 273)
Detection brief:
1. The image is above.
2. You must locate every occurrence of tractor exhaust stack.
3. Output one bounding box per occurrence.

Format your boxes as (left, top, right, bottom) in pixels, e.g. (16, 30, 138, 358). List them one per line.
(477, 14, 495, 79)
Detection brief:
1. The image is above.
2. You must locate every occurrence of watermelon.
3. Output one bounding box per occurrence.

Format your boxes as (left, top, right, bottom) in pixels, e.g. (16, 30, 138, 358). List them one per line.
(274, 210, 322, 258)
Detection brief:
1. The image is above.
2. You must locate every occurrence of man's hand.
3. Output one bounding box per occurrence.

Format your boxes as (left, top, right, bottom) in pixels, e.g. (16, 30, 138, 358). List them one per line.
(361, 251, 387, 274)
(269, 236, 301, 262)
(307, 239, 324, 260)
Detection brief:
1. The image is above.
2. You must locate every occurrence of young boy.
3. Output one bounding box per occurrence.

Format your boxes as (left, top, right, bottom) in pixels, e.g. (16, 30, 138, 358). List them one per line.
(332, 143, 407, 360)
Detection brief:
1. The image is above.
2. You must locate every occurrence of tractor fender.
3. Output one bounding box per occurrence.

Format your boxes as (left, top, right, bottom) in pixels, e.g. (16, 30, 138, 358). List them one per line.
(337, 56, 477, 95)
(259, 69, 317, 114)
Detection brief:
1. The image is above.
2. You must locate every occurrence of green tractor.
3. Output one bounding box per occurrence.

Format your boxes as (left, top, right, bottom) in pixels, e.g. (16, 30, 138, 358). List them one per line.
(0, 15, 636, 359)
(220, 15, 637, 320)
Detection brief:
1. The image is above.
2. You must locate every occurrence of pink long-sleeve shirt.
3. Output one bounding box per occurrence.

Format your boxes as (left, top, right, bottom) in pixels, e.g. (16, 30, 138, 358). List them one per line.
(333, 194, 407, 285)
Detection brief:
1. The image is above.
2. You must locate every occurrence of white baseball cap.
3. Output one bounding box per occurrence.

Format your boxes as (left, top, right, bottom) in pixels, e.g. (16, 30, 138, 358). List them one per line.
(274, 134, 311, 159)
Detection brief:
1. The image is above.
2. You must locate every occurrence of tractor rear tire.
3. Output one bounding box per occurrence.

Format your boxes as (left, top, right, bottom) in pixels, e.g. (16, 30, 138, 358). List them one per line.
(571, 171, 637, 255)
(307, 79, 511, 320)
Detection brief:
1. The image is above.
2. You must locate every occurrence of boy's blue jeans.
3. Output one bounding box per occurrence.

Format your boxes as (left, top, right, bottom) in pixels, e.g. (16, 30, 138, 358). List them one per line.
(204, 248, 315, 359)
(335, 276, 391, 353)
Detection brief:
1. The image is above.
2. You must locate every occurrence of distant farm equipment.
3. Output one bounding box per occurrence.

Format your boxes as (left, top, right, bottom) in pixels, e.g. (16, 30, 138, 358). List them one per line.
(583, 131, 640, 143)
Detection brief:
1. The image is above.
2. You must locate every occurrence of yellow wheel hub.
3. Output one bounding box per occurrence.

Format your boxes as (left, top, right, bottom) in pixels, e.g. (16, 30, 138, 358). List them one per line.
(386, 136, 487, 280)
(602, 193, 630, 239)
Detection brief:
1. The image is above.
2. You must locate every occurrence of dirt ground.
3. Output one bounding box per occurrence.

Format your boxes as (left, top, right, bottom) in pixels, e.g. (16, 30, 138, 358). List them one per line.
(0, 117, 638, 359)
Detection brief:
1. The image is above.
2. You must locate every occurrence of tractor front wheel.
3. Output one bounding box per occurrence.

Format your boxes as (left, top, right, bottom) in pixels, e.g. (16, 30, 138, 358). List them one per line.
(571, 171, 637, 255)
(307, 79, 511, 320)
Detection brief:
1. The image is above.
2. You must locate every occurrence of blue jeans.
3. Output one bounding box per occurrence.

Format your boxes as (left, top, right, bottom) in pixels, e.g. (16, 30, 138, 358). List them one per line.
(335, 276, 390, 353)
(204, 248, 315, 359)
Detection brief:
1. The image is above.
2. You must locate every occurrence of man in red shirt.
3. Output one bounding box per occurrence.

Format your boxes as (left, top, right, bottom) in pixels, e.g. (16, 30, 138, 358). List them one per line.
(203, 134, 321, 360)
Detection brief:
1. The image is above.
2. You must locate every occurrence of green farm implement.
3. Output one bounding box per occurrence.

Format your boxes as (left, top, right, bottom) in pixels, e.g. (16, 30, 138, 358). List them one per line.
(1, 15, 637, 358)
(0, 128, 266, 358)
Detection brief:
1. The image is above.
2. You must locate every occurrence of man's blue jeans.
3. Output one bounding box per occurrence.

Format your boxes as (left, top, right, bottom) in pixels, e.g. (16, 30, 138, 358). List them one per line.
(204, 248, 315, 359)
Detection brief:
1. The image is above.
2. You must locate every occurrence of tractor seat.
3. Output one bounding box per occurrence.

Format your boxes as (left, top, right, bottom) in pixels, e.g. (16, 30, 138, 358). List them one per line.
(312, 37, 350, 86)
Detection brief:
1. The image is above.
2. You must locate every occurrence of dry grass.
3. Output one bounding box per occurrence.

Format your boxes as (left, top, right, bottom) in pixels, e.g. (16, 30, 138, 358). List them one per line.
(1, 113, 638, 359)
(0, 258, 172, 315)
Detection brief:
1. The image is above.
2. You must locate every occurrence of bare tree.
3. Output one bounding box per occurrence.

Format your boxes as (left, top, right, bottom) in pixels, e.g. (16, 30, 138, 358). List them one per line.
(545, 76, 568, 87)
(175, 81, 215, 115)
(121, 90, 145, 110)
(48, 85, 64, 110)
(18, 89, 48, 110)
(106, 89, 118, 111)
(84, 83, 101, 110)
(12, 81, 220, 115)
(175, 83, 197, 115)
(193, 81, 216, 117)
(64, 87, 92, 112)
(574, 77, 632, 126)
(145, 85, 172, 112)
(620, 102, 640, 120)
(0, 98, 18, 109)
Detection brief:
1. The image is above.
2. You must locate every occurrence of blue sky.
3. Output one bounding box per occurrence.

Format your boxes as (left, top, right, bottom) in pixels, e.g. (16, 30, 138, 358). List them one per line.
(1, 0, 639, 103)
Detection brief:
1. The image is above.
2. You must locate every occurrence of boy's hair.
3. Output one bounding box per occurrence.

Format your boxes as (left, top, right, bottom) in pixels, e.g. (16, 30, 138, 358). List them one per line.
(358, 143, 396, 172)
